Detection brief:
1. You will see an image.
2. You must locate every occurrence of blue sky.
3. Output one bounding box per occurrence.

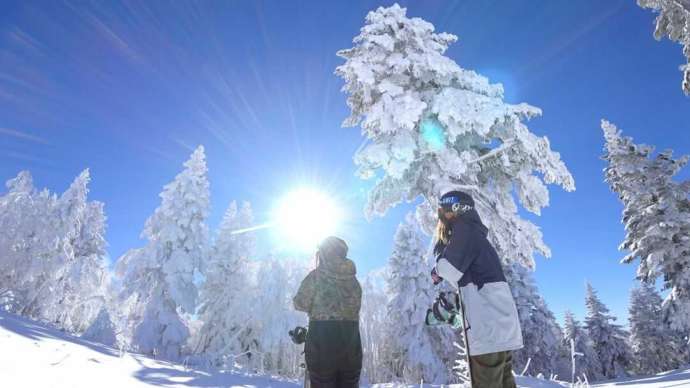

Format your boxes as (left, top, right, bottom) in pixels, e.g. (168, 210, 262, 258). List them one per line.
(1, 0, 688, 325)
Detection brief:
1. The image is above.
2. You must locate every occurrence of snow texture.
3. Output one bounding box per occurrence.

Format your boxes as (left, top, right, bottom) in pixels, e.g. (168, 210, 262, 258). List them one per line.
(1, 307, 689, 388)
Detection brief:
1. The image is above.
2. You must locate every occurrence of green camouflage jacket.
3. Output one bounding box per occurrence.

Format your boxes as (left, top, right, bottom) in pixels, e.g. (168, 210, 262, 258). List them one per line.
(293, 255, 362, 321)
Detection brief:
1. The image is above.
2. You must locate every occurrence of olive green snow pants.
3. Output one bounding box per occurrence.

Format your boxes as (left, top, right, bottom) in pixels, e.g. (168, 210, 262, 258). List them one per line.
(469, 351, 517, 388)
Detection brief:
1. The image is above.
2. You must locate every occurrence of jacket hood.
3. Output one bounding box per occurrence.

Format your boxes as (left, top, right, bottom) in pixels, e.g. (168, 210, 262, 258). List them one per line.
(318, 256, 357, 280)
(454, 208, 488, 237)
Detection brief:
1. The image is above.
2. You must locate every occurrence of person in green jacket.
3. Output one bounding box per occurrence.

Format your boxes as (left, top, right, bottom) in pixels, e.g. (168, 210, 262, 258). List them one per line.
(293, 236, 363, 388)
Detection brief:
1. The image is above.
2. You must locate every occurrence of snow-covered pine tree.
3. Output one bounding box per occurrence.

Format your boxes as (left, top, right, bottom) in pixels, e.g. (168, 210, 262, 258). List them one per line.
(637, 0, 690, 95)
(195, 201, 256, 368)
(563, 310, 603, 382)
(602, 120, 690, 334)
(386, 213, 447, 383)
(249, 257, 307, 377)
(0, 171, 40, 310)
(584, 283, 631, 379)
(335, 3, 574, 269)
(360, 271, 393, 384)
(0, 172, 64, 317)
(505, 263, 569, 378)
(628, 282, 684, 374)
(0, 169, 106, 333)
(116, 146, 210, 360)
(42, 170, 109, 332)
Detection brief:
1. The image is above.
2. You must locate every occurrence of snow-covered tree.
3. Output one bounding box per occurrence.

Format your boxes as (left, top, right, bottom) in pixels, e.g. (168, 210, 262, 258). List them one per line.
(584, 283, 631, 379)
(116, 146, 210, 360)
(248, 257, 308, 377)
(335, 3, 574, 269)
(602, 120, 690, 333)
(0, 171, 41, 310)
(41, 171, 109, 332)
(0, 172, 64, 316)
(386, 213, 448, 383)
(505, 263, 569, 378)
(563, 310, 603, 382)
(194, 201, 256, 368)
(82, 306, 118, 347)
(628, 282, 684, 374)
(359, 271, 392, 384)
(0, 169, 108, 332)
(638, 0, 690, 95)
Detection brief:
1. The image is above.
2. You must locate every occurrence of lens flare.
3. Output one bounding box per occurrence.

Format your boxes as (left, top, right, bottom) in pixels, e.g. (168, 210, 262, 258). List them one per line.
(421, 117, 446, 150)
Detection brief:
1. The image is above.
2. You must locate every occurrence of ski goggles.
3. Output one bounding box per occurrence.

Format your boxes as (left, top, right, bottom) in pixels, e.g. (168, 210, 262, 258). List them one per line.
(439, 196, 473, 213)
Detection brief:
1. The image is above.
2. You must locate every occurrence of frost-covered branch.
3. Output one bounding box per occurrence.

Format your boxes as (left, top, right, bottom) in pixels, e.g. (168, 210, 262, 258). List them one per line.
(638, 0, 690, 95)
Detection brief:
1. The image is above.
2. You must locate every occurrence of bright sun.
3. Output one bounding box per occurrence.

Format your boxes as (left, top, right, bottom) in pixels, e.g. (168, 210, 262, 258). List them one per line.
(274, 188, 342, 252)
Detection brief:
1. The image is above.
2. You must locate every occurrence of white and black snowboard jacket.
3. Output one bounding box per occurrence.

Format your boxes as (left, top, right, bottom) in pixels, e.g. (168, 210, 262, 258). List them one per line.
(434, 209, 524, 356)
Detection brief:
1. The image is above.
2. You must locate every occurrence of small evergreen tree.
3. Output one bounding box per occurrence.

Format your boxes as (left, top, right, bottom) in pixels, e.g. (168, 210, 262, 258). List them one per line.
(386, 213, 447, 383)
(505, 263, 569, 378)
(360, 271, 393, 384)
(584, 283, 631, 378)
(563, 310, 603, 382)
(195, 201, 256, 368)
(249, 257, 307, 377)
(628, 282, 684, 374)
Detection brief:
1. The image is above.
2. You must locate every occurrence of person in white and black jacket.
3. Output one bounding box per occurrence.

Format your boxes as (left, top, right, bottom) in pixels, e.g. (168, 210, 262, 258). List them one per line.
(431, 190, 523, 388)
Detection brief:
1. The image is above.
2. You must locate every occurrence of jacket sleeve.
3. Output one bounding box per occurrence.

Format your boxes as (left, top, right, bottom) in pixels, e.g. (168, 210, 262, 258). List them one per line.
(293, 270, 317, 313)
(436, 222, 474, 285)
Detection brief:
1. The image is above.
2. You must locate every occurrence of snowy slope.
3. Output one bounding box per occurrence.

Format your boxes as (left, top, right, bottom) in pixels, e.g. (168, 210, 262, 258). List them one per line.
(1, 310, 687, 388)
(592, 368, 690, 388)
(0, 310, 298, 388)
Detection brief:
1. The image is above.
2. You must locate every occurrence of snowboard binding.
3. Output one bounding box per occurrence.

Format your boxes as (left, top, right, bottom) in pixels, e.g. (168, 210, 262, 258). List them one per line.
(425, 292, 463, 329)
(289, 326, 308, 345)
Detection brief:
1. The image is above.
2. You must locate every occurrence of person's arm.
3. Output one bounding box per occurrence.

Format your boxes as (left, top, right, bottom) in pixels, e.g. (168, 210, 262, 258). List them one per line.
(435, 222, 474, 285)
(293, 270, 317, 313)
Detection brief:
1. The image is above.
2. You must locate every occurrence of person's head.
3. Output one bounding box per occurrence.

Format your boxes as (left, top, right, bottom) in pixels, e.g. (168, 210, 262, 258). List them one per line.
(316, 236, 348, 267)
(435, 190, 475, 243)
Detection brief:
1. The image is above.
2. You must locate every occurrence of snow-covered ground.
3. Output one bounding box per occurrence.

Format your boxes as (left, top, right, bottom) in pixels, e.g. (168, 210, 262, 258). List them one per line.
(0, 310, 297, 388)
(1, 310, 687, 388)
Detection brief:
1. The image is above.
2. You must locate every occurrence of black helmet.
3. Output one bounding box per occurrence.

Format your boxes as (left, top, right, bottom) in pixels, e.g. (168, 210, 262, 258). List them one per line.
(439, 190, 474, 214)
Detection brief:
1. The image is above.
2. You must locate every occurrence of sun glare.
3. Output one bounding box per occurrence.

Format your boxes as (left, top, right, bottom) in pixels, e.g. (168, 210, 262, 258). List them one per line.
(273, 188, 342, 252)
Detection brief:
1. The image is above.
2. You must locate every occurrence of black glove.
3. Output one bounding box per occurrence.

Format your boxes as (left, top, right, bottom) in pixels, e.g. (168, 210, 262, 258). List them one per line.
(289, 326, 307, 345)
(431, 267, 443, 285)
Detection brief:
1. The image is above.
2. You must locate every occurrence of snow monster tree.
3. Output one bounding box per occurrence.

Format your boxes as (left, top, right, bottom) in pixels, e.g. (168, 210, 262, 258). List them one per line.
(335, 4, 574, 270)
